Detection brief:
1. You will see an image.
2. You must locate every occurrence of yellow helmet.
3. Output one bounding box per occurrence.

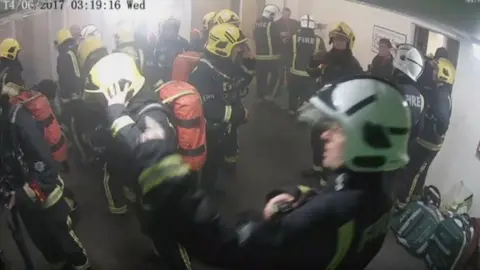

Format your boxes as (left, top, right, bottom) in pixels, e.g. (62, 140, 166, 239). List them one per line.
(77, 37, 106, 67)
(85, 52, 145, 102)
(206, 23, 247, 58)
(437, 58, 456, 85)
(213, 9, 240, 26)
(329, 22, 356, 49)
(0, 38, 21, 60)
(114, 28, 135, 45)
(55, 28, 73, 46)
(202, 12, 217, 30)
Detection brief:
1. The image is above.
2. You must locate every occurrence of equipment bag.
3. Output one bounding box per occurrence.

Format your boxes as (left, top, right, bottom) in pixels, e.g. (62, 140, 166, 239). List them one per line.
(155, 81, 207, 171)
(171, 51, 202, 82)
(10, 90, 68, 163)
(391, 201, 444, 256)
(425, 214, 476, 270)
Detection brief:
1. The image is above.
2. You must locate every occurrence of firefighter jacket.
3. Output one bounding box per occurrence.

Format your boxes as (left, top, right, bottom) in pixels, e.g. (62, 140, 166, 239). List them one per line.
(3, 101, 63, 209)
(286, 28, 325, 77)
(394, 76, 425, 141)
(0, 58, 24, 87)
(253, 17, 283, 60)
(56, 40, 82, 100)
(416, 85, 452, 151)
(188, 55, 247, 130)
(105, 87, 178, 179)
(154, 35, 190, 81)
(369, 54, 393, 80)
(137, 165, 392, 270)
(320, 49, 363, 84)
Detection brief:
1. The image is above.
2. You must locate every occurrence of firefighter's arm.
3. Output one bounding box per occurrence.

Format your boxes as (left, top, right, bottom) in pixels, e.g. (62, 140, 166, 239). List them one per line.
(13, 108, 59, 205)
(106, 104, 177, 169)
(428, 90, 452, 134)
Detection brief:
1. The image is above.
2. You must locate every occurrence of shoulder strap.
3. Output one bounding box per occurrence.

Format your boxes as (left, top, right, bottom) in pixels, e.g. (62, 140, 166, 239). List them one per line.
(134, 103, 166, 123)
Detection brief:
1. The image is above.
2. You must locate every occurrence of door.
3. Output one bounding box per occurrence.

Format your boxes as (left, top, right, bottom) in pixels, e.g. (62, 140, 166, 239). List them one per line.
(446, 38, 460, 66)
(414, 25, 429, 55)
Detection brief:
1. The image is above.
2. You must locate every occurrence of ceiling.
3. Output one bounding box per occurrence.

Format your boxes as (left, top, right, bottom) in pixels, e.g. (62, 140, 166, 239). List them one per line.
(354, 0, 480, 42)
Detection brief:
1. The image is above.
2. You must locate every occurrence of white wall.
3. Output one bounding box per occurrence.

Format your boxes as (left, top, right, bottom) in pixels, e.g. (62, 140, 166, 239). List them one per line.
(267, 0, 480, 215)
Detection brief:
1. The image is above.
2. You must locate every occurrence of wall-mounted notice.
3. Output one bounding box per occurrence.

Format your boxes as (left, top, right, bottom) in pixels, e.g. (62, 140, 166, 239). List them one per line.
(371, 25, 407, 53)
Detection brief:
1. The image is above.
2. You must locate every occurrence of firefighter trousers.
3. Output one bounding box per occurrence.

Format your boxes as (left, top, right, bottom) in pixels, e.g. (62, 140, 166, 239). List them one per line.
(103, 162, 136, 215)
(395, 142, 438, 204)
(287, 73, 315, 112)
(255, 59, 281, 99)
(200, 129, 225, 192)
(223, 124, 239, 165)
(18, 198, 89, 270)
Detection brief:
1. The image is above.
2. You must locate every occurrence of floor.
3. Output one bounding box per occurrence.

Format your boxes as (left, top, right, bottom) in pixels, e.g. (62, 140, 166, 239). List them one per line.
(0, 88, 428, 270)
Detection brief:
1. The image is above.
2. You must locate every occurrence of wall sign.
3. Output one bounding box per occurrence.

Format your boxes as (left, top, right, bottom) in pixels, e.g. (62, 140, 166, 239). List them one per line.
(371, 25, 407, 53)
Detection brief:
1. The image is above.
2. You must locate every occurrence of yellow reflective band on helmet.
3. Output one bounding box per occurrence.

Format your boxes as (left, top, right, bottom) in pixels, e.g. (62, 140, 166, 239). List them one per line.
(206, 23, 247, 58)
(56, 28, 73, 45)
(111, 115, 135, 137)
(224, 105, 232, 122)
(327, 220, 355, 269)
(138, 154, 191, 195)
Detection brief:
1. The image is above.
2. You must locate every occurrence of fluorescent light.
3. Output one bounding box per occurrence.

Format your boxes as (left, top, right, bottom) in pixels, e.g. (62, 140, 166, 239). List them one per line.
(473, 43, 480, 60)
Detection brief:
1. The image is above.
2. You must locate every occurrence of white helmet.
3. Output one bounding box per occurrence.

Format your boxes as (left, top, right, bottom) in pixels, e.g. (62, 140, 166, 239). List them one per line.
(300, 15, 316, 29)
(393, 44, 424, 82)
(299, 76, 411, 172)
(80, 24, 100, 39)
(262, 4, 280, 20)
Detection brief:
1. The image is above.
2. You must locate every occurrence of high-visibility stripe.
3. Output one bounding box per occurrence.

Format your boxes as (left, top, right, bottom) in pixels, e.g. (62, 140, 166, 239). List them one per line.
(111, 115, 135, 137)
(224, 105, 232, 122)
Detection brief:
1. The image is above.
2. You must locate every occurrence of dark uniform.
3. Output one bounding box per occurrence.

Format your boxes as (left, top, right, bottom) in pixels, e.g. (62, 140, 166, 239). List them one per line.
(56, 39, 82, 102)
(104, 86, 192, 270)
(137, 159, 392, 269)
(253, 16, 283, 99)
(189, 56, 249, 191)
(369, 54, 394, 80)
(286, 28, 325, 112)
(304, 49, 363, 181)
(400, 83, 451, 204)
(3, 103, 89, 270)
(154, 36, 190, 82)
(390, 76, 425, 202)
(0, 58, 24, 86)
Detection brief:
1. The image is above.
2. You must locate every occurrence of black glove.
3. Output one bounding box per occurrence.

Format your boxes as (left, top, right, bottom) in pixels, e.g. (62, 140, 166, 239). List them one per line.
(242, 58, 256, 70)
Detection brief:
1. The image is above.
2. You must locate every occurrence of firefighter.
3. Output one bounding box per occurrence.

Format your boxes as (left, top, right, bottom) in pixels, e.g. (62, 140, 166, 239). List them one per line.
(71, 37, 109, 165)
(84, 52, 192, 270)
(131, 76, 411, 270)
(113, 25, 146, 75)
(54, 28, 82, 133)
(191, 11, 216, 52)
(154, 18, 190, 82)
(1, 83, 90, 270)
(301, 22, 363, 185)
(286, 14, 325, 114)
(390, 44, 425, 141)
(211, 10, 255, 168)
(0, 38, 24, 87)
(398, 57, 454, 206)
(369, 38, 394, 80)
(69, 24, 82, 42)
(254, 4, 283, 100)
(189, 23, 250, 193)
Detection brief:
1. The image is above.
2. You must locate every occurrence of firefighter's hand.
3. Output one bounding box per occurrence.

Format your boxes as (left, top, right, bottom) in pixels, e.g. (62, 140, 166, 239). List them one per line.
(103, 81, 132, 106)
(7, 192, 15, 209)
(264, 193, 294, 220)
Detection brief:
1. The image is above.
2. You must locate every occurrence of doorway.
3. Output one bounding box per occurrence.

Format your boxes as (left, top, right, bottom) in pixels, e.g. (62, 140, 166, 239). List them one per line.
(413, 25, 460, 66)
